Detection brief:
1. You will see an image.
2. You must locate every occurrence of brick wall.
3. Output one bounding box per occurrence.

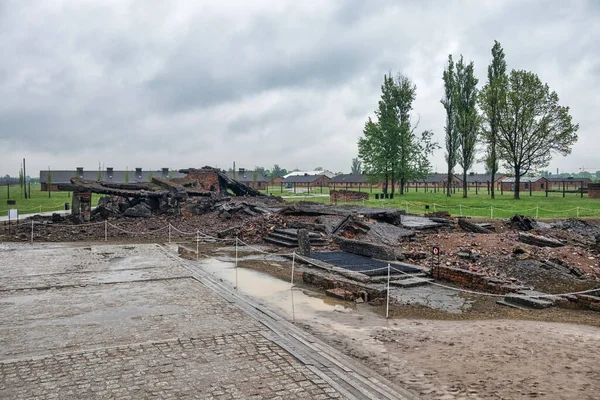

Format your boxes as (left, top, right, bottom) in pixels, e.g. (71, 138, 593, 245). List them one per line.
(186, 170, 225, 196)
(431, 264, 519, 294)
(588, 183, 600, 199)
(330, 190, 369, 203)
(564, 292, 600, 312)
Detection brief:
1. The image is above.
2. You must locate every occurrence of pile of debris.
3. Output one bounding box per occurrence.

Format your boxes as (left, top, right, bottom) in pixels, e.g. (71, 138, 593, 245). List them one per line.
(58, 167, 267, 222)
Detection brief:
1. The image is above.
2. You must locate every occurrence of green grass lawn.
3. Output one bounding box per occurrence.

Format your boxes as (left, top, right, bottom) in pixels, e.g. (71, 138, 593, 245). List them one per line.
(278, 187, 600, 219)
(3, 183, 597, 220)
(0, 184, 100, 216)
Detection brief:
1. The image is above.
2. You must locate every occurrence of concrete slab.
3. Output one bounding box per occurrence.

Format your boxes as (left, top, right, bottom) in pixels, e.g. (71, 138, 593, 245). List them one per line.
(0, 242, 415, 399)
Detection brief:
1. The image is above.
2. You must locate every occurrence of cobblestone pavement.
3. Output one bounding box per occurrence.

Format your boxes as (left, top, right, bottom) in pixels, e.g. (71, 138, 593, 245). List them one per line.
(0, 243, 415, 399)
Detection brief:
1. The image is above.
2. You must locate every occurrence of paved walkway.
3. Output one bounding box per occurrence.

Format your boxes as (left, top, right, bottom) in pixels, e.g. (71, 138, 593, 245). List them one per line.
(0, 209, 71, 222)
(0, 243, 416, 399)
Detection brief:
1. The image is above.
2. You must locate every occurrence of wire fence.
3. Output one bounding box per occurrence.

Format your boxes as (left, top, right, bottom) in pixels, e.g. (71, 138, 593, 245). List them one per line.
(2, 219, 598, 317)
(276, 193, 600, 219)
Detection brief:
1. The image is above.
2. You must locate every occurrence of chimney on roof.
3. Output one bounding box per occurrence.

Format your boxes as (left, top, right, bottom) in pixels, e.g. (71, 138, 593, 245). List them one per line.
(76, 167, 83, 178)
(239, 168, 245, 173)
(106, 167, 113, 180)
(469, 171, 475, 176)
(135, 167, 142, 182)
(162, 168, 169, 177)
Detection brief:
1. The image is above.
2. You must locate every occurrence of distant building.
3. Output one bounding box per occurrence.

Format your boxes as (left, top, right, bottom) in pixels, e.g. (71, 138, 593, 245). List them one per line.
(282, 173, 331, 189)
(284, 170, 335, 179)
(498, 176, 548, 192)
(407, 173, 462, 189)
(329, 173, 376, 189)
(39, 167, 185, 191)
(546, 177, 591, 190)
(225, 168, 269, 190)
(462, 172, 506, 188)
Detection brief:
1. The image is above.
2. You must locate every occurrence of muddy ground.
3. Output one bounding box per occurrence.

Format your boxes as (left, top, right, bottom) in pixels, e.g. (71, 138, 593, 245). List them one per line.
(3, 199, 600, 399)
(299, 310, 600, 400)
(197, 246, 600, 400)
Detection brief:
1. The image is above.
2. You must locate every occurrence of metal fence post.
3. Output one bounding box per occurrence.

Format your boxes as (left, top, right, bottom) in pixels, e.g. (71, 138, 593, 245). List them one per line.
(386, 263, 391, 319)
(291, 252, 296, 287)
(235, 237, 238, 290)
(536, 206, 539, 219)
(196, 230, 199, 261)
(104, 220, 108, 241)
(168, 224, 171, 243)
(30, 220, 34, 244)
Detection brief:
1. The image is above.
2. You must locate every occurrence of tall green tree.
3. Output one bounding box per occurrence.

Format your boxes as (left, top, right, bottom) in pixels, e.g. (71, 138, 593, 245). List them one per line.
(351, 157, 362, 174)
(479, 40, 507, 199)
(455, 56, 479, 198)
(359, 118, 390, 192)
(271, 164, 287, 178)
(497, 70, 578, 199)
(359, 73, 437, 195)
(441, 55, 459, 197)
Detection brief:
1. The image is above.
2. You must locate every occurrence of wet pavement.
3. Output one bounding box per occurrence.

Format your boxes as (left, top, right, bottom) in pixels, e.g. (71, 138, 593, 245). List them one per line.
(391, 285, 471, 313)
(0, 243, 414, 399)
(198, 258, 356, 321)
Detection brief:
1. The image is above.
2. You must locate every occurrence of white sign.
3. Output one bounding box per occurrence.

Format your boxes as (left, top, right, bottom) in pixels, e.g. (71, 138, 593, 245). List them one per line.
(8, 209, 18, 219)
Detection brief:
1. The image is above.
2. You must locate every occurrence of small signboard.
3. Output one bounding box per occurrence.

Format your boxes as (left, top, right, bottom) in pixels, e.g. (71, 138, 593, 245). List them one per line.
(432, 245, 440, 264)
(432, 245, 440, 278)
(8, 209, 18, 220)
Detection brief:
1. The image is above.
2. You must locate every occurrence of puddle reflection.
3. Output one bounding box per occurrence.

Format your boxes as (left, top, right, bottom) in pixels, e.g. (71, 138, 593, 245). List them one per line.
(198, 258, 355, 321)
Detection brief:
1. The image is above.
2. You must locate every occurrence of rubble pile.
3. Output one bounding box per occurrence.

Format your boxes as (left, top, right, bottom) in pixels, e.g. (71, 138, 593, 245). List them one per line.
(2, 174, 599, 305)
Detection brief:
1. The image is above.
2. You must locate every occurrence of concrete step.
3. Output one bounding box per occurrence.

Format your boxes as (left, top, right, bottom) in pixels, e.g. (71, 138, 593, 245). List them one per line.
(262, 236, 298, 248)
(371, 273, 428, 284)
(263, 235, 326, 248)
(268, 232, 326, 244)
(496, 300, 531, 310)
(390, 277, 433, 288)
(274, 228, 322, 238)
(503, 294, 554, 309)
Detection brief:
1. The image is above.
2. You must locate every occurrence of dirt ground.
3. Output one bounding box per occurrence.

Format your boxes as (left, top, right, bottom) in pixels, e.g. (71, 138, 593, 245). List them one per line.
(299, 304, 600, 400)
(211, 250, 600, 400)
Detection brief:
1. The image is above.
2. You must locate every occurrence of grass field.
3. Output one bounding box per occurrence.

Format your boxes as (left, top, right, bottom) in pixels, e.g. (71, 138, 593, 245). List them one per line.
(0, 184, 100, 216)
(2, 184, 599, 220)
(270, 187, 600, 219)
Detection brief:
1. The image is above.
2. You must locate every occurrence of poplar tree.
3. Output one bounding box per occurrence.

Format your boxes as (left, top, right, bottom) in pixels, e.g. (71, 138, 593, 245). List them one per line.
(479, 41, 508, 199)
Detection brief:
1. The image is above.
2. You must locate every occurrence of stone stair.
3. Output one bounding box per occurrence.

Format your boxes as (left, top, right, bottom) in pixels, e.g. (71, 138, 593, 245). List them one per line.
(498, 293, 556, 309)
(390, 275, 434, 288)
(263, 228, 326, 248)
(368, 273, 433, 288)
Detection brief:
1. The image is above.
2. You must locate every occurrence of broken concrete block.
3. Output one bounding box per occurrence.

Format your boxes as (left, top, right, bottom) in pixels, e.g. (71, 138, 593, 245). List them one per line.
(335, 237, 395, 260)
(297, 228, 312, 257)
(123, 203, 152, 218)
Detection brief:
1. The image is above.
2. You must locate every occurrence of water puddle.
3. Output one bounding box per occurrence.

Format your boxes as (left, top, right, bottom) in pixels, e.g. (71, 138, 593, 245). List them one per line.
(197, 258, 355, 321)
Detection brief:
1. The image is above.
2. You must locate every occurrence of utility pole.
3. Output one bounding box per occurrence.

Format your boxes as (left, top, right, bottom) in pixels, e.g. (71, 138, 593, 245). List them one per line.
(23, 158, 27, 199)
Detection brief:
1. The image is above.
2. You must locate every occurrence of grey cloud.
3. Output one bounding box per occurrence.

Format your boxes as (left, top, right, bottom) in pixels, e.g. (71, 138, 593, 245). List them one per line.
(0, 0, 599, 176)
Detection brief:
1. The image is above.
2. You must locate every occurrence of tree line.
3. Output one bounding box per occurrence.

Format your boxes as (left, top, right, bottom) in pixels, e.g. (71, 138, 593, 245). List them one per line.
(358, 41, 579, 200)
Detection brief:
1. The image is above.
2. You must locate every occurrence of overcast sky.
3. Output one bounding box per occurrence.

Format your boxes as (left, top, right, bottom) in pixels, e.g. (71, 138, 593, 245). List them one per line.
(1, 0, 599, 177)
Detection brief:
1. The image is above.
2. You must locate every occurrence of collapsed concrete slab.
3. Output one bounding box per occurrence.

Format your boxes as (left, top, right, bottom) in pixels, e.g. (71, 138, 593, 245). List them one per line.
(59, 167, 264, 222)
